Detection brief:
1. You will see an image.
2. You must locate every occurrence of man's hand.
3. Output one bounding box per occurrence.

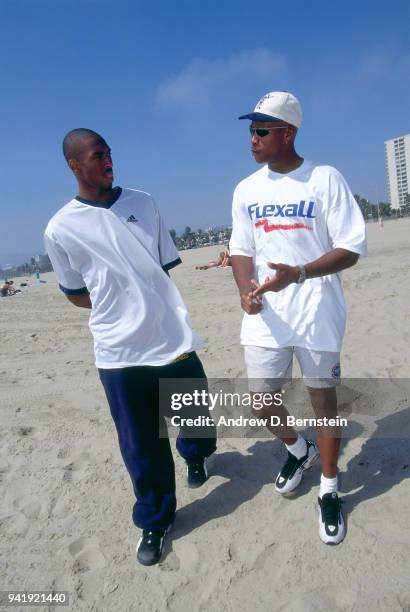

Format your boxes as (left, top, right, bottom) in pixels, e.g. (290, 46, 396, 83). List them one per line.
(241, 292, 263, 314)
(231, 255, 263, 314)
(252, 263, 299, 297)
(251, 249, 361, 297)
(241, 281, 263, 314)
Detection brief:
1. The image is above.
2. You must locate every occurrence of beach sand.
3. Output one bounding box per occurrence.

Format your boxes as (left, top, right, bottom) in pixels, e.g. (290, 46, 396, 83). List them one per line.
(1, 218, 410, 611)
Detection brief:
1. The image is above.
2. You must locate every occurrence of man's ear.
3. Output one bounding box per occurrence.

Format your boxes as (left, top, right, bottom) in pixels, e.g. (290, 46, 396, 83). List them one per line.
(68, 158, 79, 173)
(285, 126, 297, 145)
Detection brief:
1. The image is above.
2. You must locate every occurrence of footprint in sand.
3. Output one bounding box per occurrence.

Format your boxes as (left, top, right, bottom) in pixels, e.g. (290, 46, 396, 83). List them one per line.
(50, 494, 71, 519)
(68, 452, 91, 470)
(68, 536, 88, 556)
(160, 552, 180, 571)
(171, 540, 200, 573)
(68, 536, 106, 574)
(0, 459, 10, 484)
(62, 452, 91, 482)
(253, 542, 276, 570)
(62, 465, 73, 482)
(12, 496, 42, 519)
(57, 447, 69, 459)
(16, 425, 47, 441)
(17, 426, 35, 437)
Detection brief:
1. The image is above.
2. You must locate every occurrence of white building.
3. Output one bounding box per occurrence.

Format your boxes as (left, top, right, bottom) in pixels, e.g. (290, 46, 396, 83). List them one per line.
(385, 133, 410, 209)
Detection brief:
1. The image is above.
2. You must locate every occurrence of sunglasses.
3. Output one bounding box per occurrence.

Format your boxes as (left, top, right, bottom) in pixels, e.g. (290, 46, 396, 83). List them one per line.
(249, 126, 288, 138)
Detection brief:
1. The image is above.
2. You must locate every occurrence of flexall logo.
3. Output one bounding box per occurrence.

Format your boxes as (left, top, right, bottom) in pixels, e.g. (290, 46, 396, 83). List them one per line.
(248, 200, 315, 232)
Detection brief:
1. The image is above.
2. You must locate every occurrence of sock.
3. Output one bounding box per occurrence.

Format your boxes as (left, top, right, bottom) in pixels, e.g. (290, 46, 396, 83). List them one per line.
(319, 474, 338, 498)
(285, 434, 307, 460)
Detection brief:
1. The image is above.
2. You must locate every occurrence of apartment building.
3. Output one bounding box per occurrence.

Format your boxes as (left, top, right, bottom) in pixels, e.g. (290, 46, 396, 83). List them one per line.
(385, 133, 410, 209)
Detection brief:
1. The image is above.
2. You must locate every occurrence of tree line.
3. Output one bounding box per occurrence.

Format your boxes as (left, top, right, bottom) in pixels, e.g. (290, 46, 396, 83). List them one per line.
(1, 255, 53, 280)
(170, 226, 232, 250)
(3, 195, 410, 279)
(354, 193, 410, 219)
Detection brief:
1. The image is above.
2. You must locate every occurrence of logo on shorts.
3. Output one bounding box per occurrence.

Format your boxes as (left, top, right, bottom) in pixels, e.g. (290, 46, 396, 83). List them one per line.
(331, 363, 341, 379)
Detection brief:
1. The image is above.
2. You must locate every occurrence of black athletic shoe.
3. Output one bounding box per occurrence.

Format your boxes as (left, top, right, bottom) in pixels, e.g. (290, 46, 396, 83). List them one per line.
(275, 439, 319, 494)
(186, 458, 208, 488)
(318, 492, 345, 545)
(136, 525, 171, 566)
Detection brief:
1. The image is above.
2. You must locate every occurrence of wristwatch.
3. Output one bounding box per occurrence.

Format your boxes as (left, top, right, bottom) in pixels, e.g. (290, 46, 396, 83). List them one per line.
(296, 265, 306, 284)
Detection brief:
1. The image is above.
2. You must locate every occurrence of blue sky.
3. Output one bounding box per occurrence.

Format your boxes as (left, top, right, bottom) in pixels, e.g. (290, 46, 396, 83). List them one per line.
(1, 0, 409, 265)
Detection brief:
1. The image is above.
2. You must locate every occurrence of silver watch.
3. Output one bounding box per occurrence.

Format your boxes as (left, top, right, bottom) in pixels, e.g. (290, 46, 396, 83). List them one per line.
(296, 265, 306, 284)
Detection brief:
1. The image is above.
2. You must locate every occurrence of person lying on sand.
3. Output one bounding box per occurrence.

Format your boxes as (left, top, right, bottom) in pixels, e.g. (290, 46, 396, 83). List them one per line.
(196, 249, 231, 270)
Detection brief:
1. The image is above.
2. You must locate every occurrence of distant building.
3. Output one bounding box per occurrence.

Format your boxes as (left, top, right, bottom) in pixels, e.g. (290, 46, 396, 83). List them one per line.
(385, 133, 410, 209)
(35, 254, 50, 267)
(32, 253, 53, 272)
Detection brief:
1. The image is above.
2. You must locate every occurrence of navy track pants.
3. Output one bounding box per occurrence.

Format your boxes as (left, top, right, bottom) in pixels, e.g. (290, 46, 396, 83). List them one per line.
(98, 352, 216, 530)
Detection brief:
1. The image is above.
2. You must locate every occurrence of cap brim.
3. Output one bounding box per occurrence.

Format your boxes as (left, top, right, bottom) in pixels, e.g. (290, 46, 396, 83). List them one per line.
(238, 112, 282, 121)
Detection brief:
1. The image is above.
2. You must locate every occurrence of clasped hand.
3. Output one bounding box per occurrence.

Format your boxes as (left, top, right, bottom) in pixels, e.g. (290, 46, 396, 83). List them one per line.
(240, 262, 299, 314)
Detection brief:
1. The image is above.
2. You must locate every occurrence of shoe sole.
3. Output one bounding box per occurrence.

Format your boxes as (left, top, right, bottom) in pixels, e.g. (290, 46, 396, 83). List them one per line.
(275, 445, 319, 495)
(136, 523, 173, 566)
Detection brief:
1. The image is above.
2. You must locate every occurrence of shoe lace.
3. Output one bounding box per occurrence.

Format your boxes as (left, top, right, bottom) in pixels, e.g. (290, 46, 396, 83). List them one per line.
(321, 495, 340, 525)
(142, 530, 162, 547)
(280, 452, 299, 479)
(190, 462, 202, 474)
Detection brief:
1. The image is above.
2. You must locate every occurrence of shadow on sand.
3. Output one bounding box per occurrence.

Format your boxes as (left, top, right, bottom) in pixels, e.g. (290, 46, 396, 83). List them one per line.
(168, 407, 410, 549)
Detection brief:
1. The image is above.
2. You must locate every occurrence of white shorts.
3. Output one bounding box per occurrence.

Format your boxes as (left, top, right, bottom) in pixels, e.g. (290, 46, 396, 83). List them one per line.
(244, 345, 341, 391)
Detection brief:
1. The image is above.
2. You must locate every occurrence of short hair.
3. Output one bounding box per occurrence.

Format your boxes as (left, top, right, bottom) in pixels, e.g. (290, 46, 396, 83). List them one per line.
(62, 128, 104, 161)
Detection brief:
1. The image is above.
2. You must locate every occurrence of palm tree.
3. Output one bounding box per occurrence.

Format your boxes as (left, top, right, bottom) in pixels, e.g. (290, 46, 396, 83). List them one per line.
(170, 229, 177, 245)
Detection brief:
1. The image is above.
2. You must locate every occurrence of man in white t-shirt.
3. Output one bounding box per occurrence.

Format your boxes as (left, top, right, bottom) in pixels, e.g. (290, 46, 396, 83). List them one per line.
(229, 92, 367, 545)
(44, 128, 216, 566)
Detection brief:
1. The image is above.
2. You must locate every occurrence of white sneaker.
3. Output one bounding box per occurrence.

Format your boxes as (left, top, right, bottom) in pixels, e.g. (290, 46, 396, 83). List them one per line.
(318, 492, 346, 545)
(275, 439, 319, 494)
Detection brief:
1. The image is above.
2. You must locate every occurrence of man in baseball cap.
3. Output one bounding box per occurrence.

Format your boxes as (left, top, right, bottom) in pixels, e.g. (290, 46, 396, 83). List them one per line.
(229, 91, 367, 545)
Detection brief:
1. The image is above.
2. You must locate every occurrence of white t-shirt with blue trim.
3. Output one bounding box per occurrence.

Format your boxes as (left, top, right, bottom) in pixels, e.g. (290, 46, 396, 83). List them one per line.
(229, 161, 367, 352)
(44, 187, 204, 368)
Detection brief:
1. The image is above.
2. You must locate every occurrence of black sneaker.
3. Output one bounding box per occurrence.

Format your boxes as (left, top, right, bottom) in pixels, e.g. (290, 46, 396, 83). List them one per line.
(136, 525, 171, 566)
(186, 458, 208, 488)
(318, 492, 345, 545)
(275, 439, 319, 494)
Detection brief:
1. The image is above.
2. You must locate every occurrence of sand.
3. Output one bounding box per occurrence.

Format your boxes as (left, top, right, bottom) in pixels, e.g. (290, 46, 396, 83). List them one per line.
(1, 218, 410, 611)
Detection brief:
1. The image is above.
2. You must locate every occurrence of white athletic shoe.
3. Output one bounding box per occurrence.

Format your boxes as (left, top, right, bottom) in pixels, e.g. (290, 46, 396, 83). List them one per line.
(318, 492, 346, 545)
(275, 439, 319, 494)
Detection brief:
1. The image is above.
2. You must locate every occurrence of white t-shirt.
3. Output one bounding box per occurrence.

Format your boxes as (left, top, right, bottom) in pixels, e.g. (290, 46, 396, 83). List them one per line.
(44, 187, 204, 368)
(229, 161, 367, 352)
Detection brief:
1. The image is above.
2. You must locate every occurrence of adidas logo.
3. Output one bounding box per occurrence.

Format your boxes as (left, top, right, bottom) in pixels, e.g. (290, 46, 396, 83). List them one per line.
(127, 215, 138, 223)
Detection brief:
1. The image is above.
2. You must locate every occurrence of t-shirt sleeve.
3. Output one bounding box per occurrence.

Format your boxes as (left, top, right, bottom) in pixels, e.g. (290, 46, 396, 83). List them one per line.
(229, 185, 255, 257)
(153, 201, 182, 271)
(326, 170, 367, 256)
(43, 230, 88, 294)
